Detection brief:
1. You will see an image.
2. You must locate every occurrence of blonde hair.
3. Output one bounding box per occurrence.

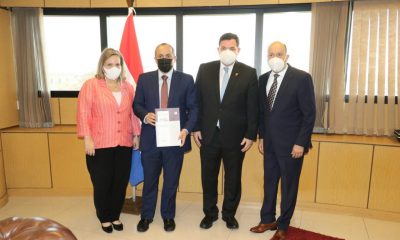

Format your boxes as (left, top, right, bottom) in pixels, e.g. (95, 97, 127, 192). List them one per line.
(95, 48, 126, 83)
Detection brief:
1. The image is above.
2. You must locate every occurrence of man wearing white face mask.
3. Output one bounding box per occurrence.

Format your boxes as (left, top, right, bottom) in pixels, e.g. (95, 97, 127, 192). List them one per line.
(250, 41, 316, 240)
(193, 33, 258, 230)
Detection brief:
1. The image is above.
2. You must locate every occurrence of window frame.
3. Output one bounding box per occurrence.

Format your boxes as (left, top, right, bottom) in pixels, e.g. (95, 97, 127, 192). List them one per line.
(44, 4, 311, 97)
(343, 1, 399, 104)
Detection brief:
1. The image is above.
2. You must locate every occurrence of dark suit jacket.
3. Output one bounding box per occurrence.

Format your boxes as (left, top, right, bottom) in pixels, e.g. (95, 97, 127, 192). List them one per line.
(133, 70, 198, 152)
(194, 61, 258, 148)
(259, 65, 316, 155)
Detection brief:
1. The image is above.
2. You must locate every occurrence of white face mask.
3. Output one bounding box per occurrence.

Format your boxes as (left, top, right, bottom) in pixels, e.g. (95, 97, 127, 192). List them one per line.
(103, 66, 121, 80)
(268, 57, 286, 73)
(219, 49, 237, 66)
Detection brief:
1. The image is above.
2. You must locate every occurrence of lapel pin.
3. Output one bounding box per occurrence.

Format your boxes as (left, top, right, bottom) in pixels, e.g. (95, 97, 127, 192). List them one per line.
(235, 72, 239, 76)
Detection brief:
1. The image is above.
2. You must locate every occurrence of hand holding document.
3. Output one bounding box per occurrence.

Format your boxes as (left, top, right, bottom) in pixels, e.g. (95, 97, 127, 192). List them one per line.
(156, 108, 181, 147)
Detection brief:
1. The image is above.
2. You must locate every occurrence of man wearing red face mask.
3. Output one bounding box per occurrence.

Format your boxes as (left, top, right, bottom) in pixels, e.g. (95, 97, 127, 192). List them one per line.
(250, 41, 316, 240)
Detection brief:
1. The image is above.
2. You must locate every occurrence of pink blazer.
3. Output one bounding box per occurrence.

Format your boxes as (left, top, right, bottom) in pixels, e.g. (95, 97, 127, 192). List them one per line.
(77, 78, 141, 149)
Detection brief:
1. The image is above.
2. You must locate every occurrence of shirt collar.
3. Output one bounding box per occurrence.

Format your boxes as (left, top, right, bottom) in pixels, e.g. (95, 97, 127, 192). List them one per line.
(158, 68, 173, 80)
(220, 61, 235, 71)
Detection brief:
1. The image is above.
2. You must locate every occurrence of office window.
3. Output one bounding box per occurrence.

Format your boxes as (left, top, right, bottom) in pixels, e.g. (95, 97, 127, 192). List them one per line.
(43, 6, 312, 92)
(107, 15, 176, 73)
(43, 16, 101, 91)
(345, 4, 399, 98)
(183, 14, 256, 78)
(261, 12, 312, 74)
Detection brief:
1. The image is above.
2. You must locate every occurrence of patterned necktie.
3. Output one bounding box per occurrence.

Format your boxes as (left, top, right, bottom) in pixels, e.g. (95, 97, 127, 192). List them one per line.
(161, 75, 168, 108)
(266, 74, 279, 111)
(220, 67, 230, 102)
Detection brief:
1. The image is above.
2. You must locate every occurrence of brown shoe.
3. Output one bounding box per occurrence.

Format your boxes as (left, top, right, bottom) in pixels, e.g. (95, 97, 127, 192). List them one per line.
(270, 230, 287, 240)
(249, 222, 277, 233)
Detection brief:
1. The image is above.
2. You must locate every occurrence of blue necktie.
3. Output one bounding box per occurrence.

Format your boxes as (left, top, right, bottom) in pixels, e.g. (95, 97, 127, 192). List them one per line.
(220, 67, 229, 102)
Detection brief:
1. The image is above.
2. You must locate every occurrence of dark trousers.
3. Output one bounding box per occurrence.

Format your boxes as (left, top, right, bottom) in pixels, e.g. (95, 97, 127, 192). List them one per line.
(86, 146, 132, 223)
(141, 147, 184, 220)
(261, 149, 303, 231)
(200, 128, 245, 219)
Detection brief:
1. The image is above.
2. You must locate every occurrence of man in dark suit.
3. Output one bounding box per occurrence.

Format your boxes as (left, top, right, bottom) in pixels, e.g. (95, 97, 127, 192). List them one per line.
(133, 43, 198, 232)
(250, 41, 316, 240)
(193, 33, 258, 230)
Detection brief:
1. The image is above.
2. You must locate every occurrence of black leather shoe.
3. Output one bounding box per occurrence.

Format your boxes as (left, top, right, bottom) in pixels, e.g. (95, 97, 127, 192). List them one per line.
(163, 218, 176, 232)
(101, 224, 113, 233)
(222, 216, 239, 229)
(112, 222, 123, 231)
(199, 215, 218, 229)
(137, 219, 153, 232)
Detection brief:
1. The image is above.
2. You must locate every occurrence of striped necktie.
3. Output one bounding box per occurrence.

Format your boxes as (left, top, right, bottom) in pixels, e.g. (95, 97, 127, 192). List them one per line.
(266, 74, 279, 111)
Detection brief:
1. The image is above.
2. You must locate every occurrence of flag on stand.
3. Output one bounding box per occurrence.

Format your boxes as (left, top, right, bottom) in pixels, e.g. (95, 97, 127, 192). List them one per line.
(119, 10, 144, 187)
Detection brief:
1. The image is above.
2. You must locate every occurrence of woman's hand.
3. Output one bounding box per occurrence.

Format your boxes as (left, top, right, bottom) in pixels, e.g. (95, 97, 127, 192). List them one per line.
(84, 136, 95, 156)
(133, 135, 140, 150)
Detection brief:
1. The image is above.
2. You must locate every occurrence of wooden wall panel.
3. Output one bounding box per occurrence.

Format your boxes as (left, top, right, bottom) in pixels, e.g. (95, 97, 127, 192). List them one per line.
(91, 0, 132, 8)
(230, 0, 278, 5)
(45, 0, 90, 8)
(59, 98, 77, 125)
(50, 98, 61, 125)
(179, 139, 223, 194)
(136, 0, 181, 7)
(297, 141, 318, 202)
(279, 0, 329, 3)
(0, 9, 18, 129)
(183, 0, 229, 7)
(0, 0, 44, 7)
(241, 140, 264, 202)
(1, 133, 51, 188)
(0, 0, 350, 7)
(48, 134, 92, 190)
(0, 142, 7, 199)
(369, 146, 400, 212)
(249, 141, 319, 203)
(316, 142, 373, 208)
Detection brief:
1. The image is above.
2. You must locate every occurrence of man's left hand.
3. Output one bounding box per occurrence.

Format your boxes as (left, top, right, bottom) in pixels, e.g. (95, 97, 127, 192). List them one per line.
(240, 138, 253, 152)
(179, 129, 189, 147)
(291, 144, 304, 158)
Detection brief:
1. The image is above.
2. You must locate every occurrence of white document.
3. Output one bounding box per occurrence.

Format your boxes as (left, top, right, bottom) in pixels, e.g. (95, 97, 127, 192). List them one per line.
(155, 108, 181, 147)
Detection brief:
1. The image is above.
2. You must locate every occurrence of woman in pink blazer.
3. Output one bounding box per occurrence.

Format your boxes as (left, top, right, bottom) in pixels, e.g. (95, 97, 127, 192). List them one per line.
(77, 48, 141, 234)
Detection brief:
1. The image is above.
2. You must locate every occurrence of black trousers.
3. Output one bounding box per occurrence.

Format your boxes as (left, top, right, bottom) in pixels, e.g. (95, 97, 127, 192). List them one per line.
(260, 149, 303, 231)
(200, 128, 245, 219)
(86, 146, 132, 223)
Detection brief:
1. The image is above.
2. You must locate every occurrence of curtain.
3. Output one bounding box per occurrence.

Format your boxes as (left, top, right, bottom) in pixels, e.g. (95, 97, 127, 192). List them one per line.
(310, 1, 349, 133)
(11, 8, 53, 128)
(339, 0, 399, 136)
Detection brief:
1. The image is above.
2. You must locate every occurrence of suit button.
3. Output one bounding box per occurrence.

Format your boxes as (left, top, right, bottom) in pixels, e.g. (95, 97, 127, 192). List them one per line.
(117, 121, 121, 124)
(117, 130, 121, 133)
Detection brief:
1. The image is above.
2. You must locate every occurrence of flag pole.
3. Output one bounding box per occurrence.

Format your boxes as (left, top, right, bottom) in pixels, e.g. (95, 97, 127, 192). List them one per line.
(126, 0, 136, 204)
(121, 0, 144, 210)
